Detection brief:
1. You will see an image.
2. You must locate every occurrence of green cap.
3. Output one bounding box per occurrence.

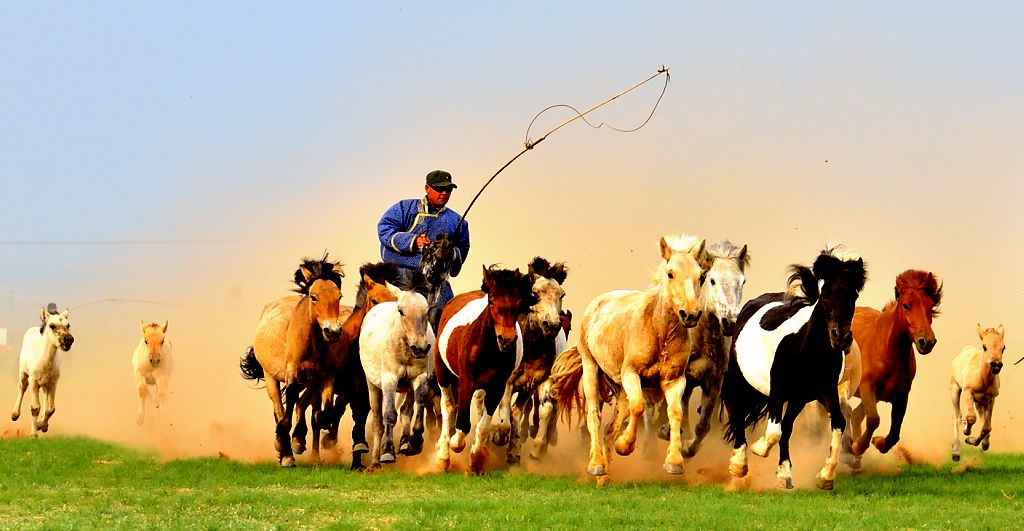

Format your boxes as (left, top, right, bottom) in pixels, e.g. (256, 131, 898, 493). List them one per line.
(425, 170, 457, 189)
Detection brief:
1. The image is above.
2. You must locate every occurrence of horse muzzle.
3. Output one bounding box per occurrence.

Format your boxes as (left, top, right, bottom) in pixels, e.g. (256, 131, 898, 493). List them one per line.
(410, 343, 431, 359)
(829, 328, 853, 352)
(321, 325, 342, 343)
(149, 357, 161, 366)
(990, 361, 1003, 374)
(720, 317, 736, 336)
(679, 310, 701, 328)
(914, 337, 936, 355)
(496, 335, 516, 352)
(60, 336, 75, 350)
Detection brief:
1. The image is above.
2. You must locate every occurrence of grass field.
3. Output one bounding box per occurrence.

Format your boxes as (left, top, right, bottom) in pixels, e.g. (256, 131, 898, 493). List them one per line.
(1, 436, 1021, 529)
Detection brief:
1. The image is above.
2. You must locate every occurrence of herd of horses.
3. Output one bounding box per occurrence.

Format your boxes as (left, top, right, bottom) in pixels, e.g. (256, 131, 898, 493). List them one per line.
(6, 234, 1017, 491)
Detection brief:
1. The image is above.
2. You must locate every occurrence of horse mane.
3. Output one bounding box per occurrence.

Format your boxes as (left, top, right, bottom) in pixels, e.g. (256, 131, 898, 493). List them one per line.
(528, 256, 568, 285)
(352, 261, 401, 308)
(812, 244, 867, 293)
(291, 253, 343, 295)
(481, 265, 539, 311)
(707, 240, 750, 272)
(662, 234, 703, 254)
(886, 269, 943, 315)
(786, 265, 820, 304)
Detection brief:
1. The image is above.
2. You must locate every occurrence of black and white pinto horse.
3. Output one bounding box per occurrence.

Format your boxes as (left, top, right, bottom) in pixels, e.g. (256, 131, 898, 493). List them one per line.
(722, 245, 866, 491)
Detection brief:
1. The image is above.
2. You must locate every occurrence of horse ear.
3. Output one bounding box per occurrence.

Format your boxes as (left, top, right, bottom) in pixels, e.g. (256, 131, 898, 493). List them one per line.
(659, 237, 672, 261)
(385, 282, 401, 299)
(162, 321, 169, 333)
(692, 239, 707, 259)
(551, 263, 568, 285)
(299, 265, 314, 282)
(141, 319, 147, 331)
(997, 324, 1004, 338)
(363, 274, 376, 289)
(40, 307, 49, 323)
(332, 262, 344, 277)
(894, 287, 900, 301)
(977, 323, 986, 340)
(61, 308, 69, 319)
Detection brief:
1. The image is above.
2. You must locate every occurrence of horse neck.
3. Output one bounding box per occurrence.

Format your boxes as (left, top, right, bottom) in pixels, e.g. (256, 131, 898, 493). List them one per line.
(518, 314, 553, 363)
(689, 313, 725, 365)
(343, 300, 372, 337)
(878, 307, 916, 373)
(288, 297, 319, 352)
(650, 283, 685, 341)
(37, 331, 62, 366)
(975, 351, 997, 385)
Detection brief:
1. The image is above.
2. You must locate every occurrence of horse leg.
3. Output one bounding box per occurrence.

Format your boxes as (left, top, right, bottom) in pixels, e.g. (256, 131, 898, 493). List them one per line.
(490, 383, 514, 447)
(950, 382, 963, 461)
(450, 381, 474, 454)
(661, 377, 687, 474)
(725, 401, 750, 487)
(309, 391, 322, 464)
(581, 353, 608, 476)
(380, 374, 399, 464)
(38, 383, 56, 433)
(291, 390, 309, 456)
(28, 379, 41, 437)
(966, 399, 993, 449)
(275, 384, 299, 467)
(434, 384, 456, 470)
(613, 370, 645, 457)
(751, 391, 785, 458)
(366, 382, 384, 469)
(979, 399, 994, 451)
(683, 381, 719, 458)
(320, 395, 339, 450)
(815, 392, 847, 490)
(349, 374, 371, 470)
(11, 371, 28, 422)
(964, 394, 978, 436)
(775, 401, 805, 489)
(529, 382, 557, 460)
(135, 374, 149, 426)
(506, 390, 530, 465)
(470, 386, 505, 475)
(851, 389, 880, 456)
(836, 381, 860, 470)
(404, 374, 428, 455)
(873, 394, 907, 453)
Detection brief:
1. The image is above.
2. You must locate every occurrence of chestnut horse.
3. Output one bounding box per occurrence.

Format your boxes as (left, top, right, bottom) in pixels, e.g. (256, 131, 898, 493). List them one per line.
(239, 255, 344, 467)
(433, 266, 536, 474)
(722, 245, 866, 490)
(950, 324, 1005, 460)
(550, 235, 708, 478)
(844, 269, 942, 465)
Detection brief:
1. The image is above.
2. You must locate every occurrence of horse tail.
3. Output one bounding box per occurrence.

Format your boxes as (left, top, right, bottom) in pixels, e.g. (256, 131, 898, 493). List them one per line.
(549, 346, 585, 427)
(240, 346, 265, 382)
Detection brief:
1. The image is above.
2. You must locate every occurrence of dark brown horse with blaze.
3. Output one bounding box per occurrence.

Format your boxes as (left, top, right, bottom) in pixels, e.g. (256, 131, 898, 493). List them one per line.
(433, 266, 537, 474)
(843, 269, 942, 466)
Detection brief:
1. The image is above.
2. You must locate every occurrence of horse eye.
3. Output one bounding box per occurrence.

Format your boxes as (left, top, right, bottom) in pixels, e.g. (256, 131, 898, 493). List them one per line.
(398, 308, 405, 316)
(310, 295, 319, 303)
(560, 294, 566, 300)
(710, 278, 716, 286)
(144, 339, 149, 345)
(160, 340, 165, 346)
(667, 272, 675, 279)
(983, 345, 988, 351)
(902, 303, 910, 311)
(50, 324, 56, 330)
(371, 298, 379, 305)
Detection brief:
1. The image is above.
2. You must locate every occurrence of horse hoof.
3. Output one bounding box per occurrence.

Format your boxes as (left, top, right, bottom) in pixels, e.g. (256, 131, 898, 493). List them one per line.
(280, 456, 296, 468)
(728, 464, 748, 478)
(587, 465, 607, 476)
(965, 436, 978, 446)
(751, 439, 770, 458)
(507, 454, 521, 466)
(39, 424, 49, 433)
(952, 453, 961, 462)
(436, 458, 451, 471)
(321, 435, 337, 450)
(872, 436, 889, 453)
(529, 449, 545, 461)
(352, 442, 369, 454)
(10, 412, 19, 421)
(726, 476, 750, 492)
(815, 474, 834, 491)
(291, 442, 306, 455)
(982, 441, 990, 451)
(663, 463, 684, 475)
(839, 453, 861, 470)
(614, 438, 635, 456)
(777, 476, 794, 490)
(380, 452, 396, 464)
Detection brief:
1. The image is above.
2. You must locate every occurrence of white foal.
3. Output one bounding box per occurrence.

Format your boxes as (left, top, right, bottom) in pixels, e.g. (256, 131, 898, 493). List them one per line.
(11, 306, 74, 436)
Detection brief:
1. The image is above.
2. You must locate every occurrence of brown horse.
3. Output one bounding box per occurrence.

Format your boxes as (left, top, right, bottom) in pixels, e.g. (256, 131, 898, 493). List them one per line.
(433, 266, 536, 473)
(239, 255, 344, 467)
(950, 324, 1006, 460)
(291, 262, 400, 468)
(844, 269, 942, 464)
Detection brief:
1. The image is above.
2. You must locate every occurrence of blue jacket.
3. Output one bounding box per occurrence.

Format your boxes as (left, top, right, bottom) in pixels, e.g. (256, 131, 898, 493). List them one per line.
(377, 198, 470, 277)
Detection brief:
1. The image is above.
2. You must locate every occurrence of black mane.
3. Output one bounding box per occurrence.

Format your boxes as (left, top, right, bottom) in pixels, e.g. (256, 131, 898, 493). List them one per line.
(292, 252, 343, 295)
(528, 256, 568, 285)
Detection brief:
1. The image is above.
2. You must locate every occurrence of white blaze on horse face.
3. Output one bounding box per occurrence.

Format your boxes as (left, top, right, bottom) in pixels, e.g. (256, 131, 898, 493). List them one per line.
(735, 301, 816, 396)
(438, 296, 524, 375)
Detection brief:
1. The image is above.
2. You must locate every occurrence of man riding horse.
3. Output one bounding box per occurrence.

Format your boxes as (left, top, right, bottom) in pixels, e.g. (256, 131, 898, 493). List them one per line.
(376, 169, 470, 325)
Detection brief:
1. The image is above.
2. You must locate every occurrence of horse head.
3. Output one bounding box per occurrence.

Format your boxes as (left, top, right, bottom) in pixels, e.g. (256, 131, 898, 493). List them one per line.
(140, 320, 168, 366)
(809, 244, 867, 352)
(356, 262, 401, 310)
(978, 324, 1005, 374)
(396, 288, 433, 359)
(894, 270, 942, 355)
(526, 257, 568, 339)
(702, 241, 749, 336)
(295, 256, 344, 343)
(658, 235, 707, 328)
(482, 265, 537, 352)
(40, 306, 73, 351)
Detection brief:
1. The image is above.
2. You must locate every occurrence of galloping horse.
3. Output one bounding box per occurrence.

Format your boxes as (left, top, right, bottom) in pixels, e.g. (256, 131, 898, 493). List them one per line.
(360, 281, 434, 467)
(550, 235, 708, 478)
(239, 255, 344, 467)
(500, 256, 567, 465)
(132, 320, 172, 425)
(950, 324, 1005, 460)
(657, 240, 749, 458)
(434, 266, 536, 473)
(722, 245, 866, 490)
(527, 308, 572, 460)
(844, 269, 941, 464)
(11, 305, 74, 437)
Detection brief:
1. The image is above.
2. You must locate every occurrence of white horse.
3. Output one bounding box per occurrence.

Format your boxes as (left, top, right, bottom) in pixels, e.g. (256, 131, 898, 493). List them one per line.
(11, 306, 75, 436)
(950, 324, 1006, 460)
(132, 320, 173, 425)
(359, 285, 435, 467)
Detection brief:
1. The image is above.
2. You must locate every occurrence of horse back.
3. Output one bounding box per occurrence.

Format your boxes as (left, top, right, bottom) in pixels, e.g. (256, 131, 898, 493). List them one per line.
(435, 291, 486, 384)
(19, 327, 58, 377)
(252, 295, 300, 380)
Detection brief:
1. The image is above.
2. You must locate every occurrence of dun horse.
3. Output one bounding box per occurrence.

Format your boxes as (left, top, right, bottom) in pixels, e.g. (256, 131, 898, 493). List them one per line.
(550, 235, 708, 478)
(433, 266, 536, 474)
(11, 305, 74, 437)
(950, 324, 1006, 460)
(240, 255, 344, 467)
(844, 269, 942, 466)
(527, 308, 573, 460)
(132, 320, 172, 425)
(722, 245, 866, 490)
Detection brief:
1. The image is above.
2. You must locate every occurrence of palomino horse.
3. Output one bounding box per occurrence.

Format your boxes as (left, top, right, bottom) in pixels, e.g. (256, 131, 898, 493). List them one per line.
(498, 256, 567, 465)
(656, 240, 749, 458)
(132, 320, 172, 425)
(360, 282, 434, 467)
(434, 266, 536, 473)
(722, 245, 866, 490)
(950, 324, 1006, 460)
(239, 255, 344, 467)
(11, 305, 74, 437)
(550, 235, 708, 478)
(298, 262, 400, 469)
(844, 269, 942, 465)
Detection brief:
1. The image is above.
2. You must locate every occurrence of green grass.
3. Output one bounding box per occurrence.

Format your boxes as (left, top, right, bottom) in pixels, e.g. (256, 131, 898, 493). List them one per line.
(0, 436, 1021, 529)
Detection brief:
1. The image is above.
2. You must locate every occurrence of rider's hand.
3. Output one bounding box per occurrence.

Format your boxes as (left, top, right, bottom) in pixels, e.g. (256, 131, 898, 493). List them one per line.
(414, 233, 431, 250)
